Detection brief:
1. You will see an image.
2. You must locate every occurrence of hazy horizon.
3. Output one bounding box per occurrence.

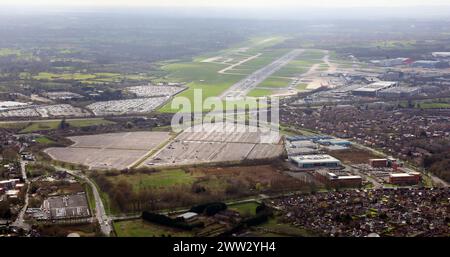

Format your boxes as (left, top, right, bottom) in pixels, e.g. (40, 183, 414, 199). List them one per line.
(1, 0, 450, 8)
(2, 4, 450, 21)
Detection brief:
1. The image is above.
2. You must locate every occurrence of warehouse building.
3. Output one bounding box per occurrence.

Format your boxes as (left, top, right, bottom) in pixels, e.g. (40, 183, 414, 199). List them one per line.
(285, 140, 320, 156)
(378, 86, 421, 98)
(432, 52, 450, 59)
(290, 155, 342, 169)
(412, 60, 449, 69)
(351, 81, 399, 97)
(314, 169, 362, 187)
(317, 138, 352, 147)
(370, 58, 412, 67)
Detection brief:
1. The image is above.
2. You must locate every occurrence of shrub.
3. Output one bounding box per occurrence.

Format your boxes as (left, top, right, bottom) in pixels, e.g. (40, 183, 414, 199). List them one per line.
(142, 211, 203, 230)
(189, 202, 227, 215)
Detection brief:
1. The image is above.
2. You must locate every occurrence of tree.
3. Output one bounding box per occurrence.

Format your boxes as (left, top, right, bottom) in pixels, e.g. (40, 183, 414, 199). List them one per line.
(58, 117, 69, 130)
(0, 201, 12, 219)
(2, 147, 19, 162)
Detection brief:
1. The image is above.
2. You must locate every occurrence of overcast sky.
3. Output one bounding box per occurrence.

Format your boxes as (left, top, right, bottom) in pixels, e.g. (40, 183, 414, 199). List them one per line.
(2, 0, 450, 7)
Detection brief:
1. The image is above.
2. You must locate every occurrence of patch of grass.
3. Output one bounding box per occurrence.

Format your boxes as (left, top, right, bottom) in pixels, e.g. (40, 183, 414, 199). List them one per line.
(33, 72, 97, 81)
(398, 99, 450, 109)
(89, 179, 120, 215)
(68, 119, 116, 127)
(0, 122, 27, 130)
(34, 136, 55, 144)
(258, 77, 291, 88)
(247, 89, 274, 97)
(419, 103, 450, 109)
(31, 72, 151, 84)
(109, 169, 196, 191)
(0, 48, 21, 56)
(21, 122, 58, 133)
(19, 119, 115, 133)
(113, 219, 193, 237)
(296, 83, 308, 91)
(83, 183, 96, 214)
(229, 202, 259, 216)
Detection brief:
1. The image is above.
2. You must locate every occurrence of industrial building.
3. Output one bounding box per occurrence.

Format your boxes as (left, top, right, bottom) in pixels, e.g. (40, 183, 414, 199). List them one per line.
(389, 173, 421, 185)
(412, 60, 449, 69)
(317, 138, 352, 147)
(290, 155, 342, 169)
(286, 135, 333, 142)
(314, 169, 362, 187)
(369, 158, 400, 169)
(432, 52, 450, 58)
(369, 159, 388, 168)
(378, 86, 421, 98)
(370, 58, 412, 67)
(351, 81, 398, 97)
(285, 140, 320, 156)
(432, 52, 450, 59)
(41, 193, 91, 220)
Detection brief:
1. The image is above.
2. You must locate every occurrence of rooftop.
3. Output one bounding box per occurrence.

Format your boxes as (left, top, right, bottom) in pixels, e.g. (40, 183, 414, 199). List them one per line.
(291, 154, 341, 164)
(390, 173, 415, 178)
(353, 81, 397, 92)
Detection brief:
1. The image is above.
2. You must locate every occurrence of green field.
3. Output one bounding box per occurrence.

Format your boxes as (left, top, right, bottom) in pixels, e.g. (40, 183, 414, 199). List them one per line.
(229, 202, 260, 216)
(34, 136, 55, 144)
(113, 219, 193, 237)
(29, 71, 154, 84)
(258, 77, 291, 88)
(14, 118, 116, 133)
(296, 83, 308, 91)
(419, 103, 450, 109)
(247, 49, 326, 93)
(369, 40, 417, 50)
(34, 72, 97, 81)
(109, 169, 196, 191)
(399, 99, 450, 109)
(247, 89, 274, 97)
(0, 48, 22, 56)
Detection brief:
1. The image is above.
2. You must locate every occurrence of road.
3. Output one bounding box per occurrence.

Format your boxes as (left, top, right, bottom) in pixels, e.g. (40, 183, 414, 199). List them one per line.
(57, 167, 113, 236)
(12, 160, 31, 231)
(428, 172, 449, 188)
(220, 49, 304, 99)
